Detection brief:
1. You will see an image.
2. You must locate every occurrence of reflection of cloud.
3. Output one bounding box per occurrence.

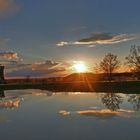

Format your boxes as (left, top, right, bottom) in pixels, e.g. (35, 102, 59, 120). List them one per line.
(32, 92, 47, 96)
(0, 99, 20, 108)
(0, 52, 19, 60)
(57, 33, 136, 47)
(32, 91, 53, 96)
(0, 0, 21, 16)
(59, 109, 135, 119)
(59, 110, 71, 116)
(77, 109, 119, 118)
(77, 109, 134, 119)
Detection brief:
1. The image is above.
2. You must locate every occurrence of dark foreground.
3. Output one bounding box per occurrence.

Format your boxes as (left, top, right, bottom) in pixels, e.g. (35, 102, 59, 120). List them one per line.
(0, 80, 140, 94)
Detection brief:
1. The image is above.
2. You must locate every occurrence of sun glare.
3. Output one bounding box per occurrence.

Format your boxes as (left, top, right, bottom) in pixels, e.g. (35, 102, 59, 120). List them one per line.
(73, 62, 88, 73)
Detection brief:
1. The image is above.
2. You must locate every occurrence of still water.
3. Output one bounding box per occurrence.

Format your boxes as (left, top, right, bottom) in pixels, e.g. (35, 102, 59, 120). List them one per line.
(0, 89, 140, 140)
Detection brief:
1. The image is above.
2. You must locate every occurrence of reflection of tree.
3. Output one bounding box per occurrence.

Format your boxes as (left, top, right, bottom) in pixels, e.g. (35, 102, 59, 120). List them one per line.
(0, 90, 5, 99)
(128, 95, 140, 111)
(46, 92, 53, 96)
(102, 93, 123, 111)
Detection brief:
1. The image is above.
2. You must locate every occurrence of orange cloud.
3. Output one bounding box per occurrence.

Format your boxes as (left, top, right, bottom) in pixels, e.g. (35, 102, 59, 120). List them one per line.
(0, 0, 20, 16)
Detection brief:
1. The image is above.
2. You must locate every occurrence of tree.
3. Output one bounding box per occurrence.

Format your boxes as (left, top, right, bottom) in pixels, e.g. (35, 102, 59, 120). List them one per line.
(100, 53, 120, 81)
(126, 45, 140, 79)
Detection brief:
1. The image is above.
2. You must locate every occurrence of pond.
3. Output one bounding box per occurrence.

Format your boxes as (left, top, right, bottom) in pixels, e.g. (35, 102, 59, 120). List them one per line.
(0, 89, 140, 140)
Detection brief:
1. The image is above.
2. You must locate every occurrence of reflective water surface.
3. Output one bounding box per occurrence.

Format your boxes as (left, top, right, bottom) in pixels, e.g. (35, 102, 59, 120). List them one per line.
(0, 89, 140, 140)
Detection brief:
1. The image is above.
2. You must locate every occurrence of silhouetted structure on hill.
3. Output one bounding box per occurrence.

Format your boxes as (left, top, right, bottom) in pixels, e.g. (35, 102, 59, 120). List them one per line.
(0, 65, 5, 84)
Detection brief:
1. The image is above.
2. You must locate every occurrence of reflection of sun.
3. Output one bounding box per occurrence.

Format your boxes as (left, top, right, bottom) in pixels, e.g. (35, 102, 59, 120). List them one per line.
(73, 62, 88, 73)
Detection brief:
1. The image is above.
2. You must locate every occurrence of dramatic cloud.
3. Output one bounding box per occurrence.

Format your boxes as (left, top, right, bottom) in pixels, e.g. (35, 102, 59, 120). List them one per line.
(5, 60, 69, 77)
(31, 60, 59, 70)
(0, 52, 19, 60)
(0, 0, 20, 16)
(57, 33, 136, 47)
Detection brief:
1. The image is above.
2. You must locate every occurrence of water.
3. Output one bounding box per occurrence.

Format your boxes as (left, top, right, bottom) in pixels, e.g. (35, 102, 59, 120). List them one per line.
(0, 89, 140, 140)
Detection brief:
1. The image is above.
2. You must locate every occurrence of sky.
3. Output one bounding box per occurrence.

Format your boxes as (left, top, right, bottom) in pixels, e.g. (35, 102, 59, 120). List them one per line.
(0, 0, 140, 77)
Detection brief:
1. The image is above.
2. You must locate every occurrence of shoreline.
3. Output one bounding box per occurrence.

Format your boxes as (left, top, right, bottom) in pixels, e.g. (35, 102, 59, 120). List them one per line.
(0, 80, 140, 94)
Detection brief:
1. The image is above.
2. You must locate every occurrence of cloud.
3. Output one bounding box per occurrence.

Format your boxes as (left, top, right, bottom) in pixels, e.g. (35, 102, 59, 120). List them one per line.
(0, 0, 21, 17)
(5, 60, 69, 77)
(31, 60, 59, 70)
(2, 61, 30, 73)
(0, 52, 19, 60)
(56, 33, 136, 47)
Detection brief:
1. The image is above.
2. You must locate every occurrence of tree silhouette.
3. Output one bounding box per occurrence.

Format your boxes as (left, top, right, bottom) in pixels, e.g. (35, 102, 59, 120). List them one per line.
(102, 93, 123, 111)
(126, 45, 140, 79)
(100, 53, 120, 81)
(128, 95, 140, 111)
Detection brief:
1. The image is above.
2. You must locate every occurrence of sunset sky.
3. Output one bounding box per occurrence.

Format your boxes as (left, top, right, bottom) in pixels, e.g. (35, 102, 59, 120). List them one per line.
(0, 0, 140, 77)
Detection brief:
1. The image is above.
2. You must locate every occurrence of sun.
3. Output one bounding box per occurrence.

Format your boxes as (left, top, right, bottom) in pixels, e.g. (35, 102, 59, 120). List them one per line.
(73, 62, 88, 73)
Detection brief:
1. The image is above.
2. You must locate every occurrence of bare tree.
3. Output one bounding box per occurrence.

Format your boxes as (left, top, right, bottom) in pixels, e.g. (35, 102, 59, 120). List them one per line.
(93, 63, 101, 74)
(126, 45, 140, 79)
(100, 53, 120, 81)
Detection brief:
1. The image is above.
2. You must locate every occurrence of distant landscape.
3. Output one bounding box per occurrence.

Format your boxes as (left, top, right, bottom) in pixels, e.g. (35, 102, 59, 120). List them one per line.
(0, 72, 138, 94)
